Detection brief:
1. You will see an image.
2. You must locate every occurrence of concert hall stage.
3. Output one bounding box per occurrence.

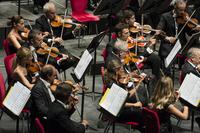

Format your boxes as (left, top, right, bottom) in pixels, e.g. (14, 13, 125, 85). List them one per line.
(0, 0, 199, 133)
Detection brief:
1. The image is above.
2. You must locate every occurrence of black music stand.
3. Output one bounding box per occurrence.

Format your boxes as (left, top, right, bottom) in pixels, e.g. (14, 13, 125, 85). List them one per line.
(94, 0, 125, 41)
(71, 50, 93, 120)
(180, 31, 200, 55)
(85, 31, 107, 101)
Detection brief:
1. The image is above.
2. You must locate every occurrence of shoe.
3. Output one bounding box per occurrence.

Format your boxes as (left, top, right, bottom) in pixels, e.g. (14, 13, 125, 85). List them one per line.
(33, 6, 39, 14)
(196, 117, 200, 128)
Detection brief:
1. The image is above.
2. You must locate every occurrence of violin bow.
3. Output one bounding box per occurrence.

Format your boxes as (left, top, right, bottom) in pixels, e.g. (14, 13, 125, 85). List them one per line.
(45, 38, 55, 65)
(176, 9, 197, 39)
(24, 19, 32, 30)
(60, 8, 68, 38)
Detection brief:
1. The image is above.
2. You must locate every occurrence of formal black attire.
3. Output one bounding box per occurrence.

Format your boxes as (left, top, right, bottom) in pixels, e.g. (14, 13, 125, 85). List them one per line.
(30, 45, 78, 72)
(156, 103, 173, 133)
(105, 81, 145, 130)
(47, 100, 85, 133)
(181, 60, 200, 80)
(106, 38, 161, 78)
(35, 15, 75, 40)
(30, 78, 54, 133)
(157, 10, 195, 59)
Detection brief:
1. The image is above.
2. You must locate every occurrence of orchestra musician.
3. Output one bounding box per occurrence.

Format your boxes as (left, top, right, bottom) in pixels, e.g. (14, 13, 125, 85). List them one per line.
(12, 47, 35, 90)
(104, 59, 147, 131)
(7, 15, 29, 54)
(120, 10, 161, 79)
(181, 47, 200, 128)
(28, 29, 78, 71)
(35, 2, 79, 40)
(156, 0, 200, 74)
(150, 76, 189, 133)
(181, 47, 200, 79)
(47, 82, 89, 133)
(30, 64, 58, 133)
(106, 22, 160, 88)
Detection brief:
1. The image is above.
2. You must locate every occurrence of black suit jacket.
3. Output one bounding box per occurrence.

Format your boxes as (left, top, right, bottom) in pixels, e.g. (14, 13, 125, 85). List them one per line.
(47, 100, 85, 133)
(157, 10, 195, 58)
(35, 15, 75, 40)
(182, 61, 200, 80)
(31, 79, 52, 120)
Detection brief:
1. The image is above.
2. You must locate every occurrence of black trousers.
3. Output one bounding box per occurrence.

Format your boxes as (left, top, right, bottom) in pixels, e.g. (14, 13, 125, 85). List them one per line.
(145, 53, 161, 78)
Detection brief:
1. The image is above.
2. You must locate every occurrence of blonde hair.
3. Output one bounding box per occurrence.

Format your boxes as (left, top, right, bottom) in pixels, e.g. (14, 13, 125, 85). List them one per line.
(16, 47, 32, 66)
(151, 76, 176, 109)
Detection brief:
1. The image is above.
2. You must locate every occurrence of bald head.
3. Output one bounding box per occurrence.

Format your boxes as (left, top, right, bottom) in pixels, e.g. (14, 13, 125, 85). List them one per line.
(40, 64, 58, 84)
(188, 47, 200, 65)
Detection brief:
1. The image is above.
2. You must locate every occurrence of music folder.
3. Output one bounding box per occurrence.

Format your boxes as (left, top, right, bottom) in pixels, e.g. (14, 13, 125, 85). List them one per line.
(99, 83, 129, 118)
(179, 73, 200, 107)
(3, 82, 31, 119)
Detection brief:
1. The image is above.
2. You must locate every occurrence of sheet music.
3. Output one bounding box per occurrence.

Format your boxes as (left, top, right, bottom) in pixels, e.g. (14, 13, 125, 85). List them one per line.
(164, 40, 182, 68)
(179, 73, 200, 107)
(99, 83, 128, 116)
(74, 50, 92, 80)
(3, 82, 31, 116)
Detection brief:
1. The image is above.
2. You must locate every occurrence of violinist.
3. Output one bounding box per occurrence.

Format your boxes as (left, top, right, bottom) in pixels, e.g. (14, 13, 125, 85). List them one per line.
(35, 2, 79, 40)
(7, 15, 29, 54)
(156, 0, 199, 73)
(47, 82, 89, 133)
(30, 64, 58, 133)
(106, 22, 161, 82)
(182, 47, 200, 129)
(28, 29, 78, 71)
(104, 59, 147, 131)
(150, 76, 189, 133)
(181, 47, 200, 80)
(12, 47, 35, 90)
(121, 10, 161, 79)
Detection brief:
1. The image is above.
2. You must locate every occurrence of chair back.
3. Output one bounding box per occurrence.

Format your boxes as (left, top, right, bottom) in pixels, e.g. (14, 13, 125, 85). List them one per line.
(101, 48, 108, 63)
(143, 107, 160, 133)
(35, 118, 45, 133)
(3, 39, 11, 55)
(0, 71, 6, 109)
(4, 54, 16, 84)
(70, 0, 88, 13)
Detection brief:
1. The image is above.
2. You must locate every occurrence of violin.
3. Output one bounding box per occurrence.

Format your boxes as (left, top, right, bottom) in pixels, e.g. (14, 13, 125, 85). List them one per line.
(27, 61, 44, 74)
(117, 69, 144, 85)
(129, 23, 158, 34)
(36, 42, 62, 58)
(123, 52, 143, 64)
(20, 27, 30, 40)
(51, 79, 89, 92)
(51, 15, 83, 28)
(176, 12, 199, 28)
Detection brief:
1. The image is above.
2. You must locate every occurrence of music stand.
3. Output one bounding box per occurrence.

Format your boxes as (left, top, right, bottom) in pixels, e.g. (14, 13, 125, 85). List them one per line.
(94, 0, 125, 15)
(180, 31, 200, 55)
(94, 0, 125, 41)
(71, 50, 93, 120)
(86, 31, 107, 100)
